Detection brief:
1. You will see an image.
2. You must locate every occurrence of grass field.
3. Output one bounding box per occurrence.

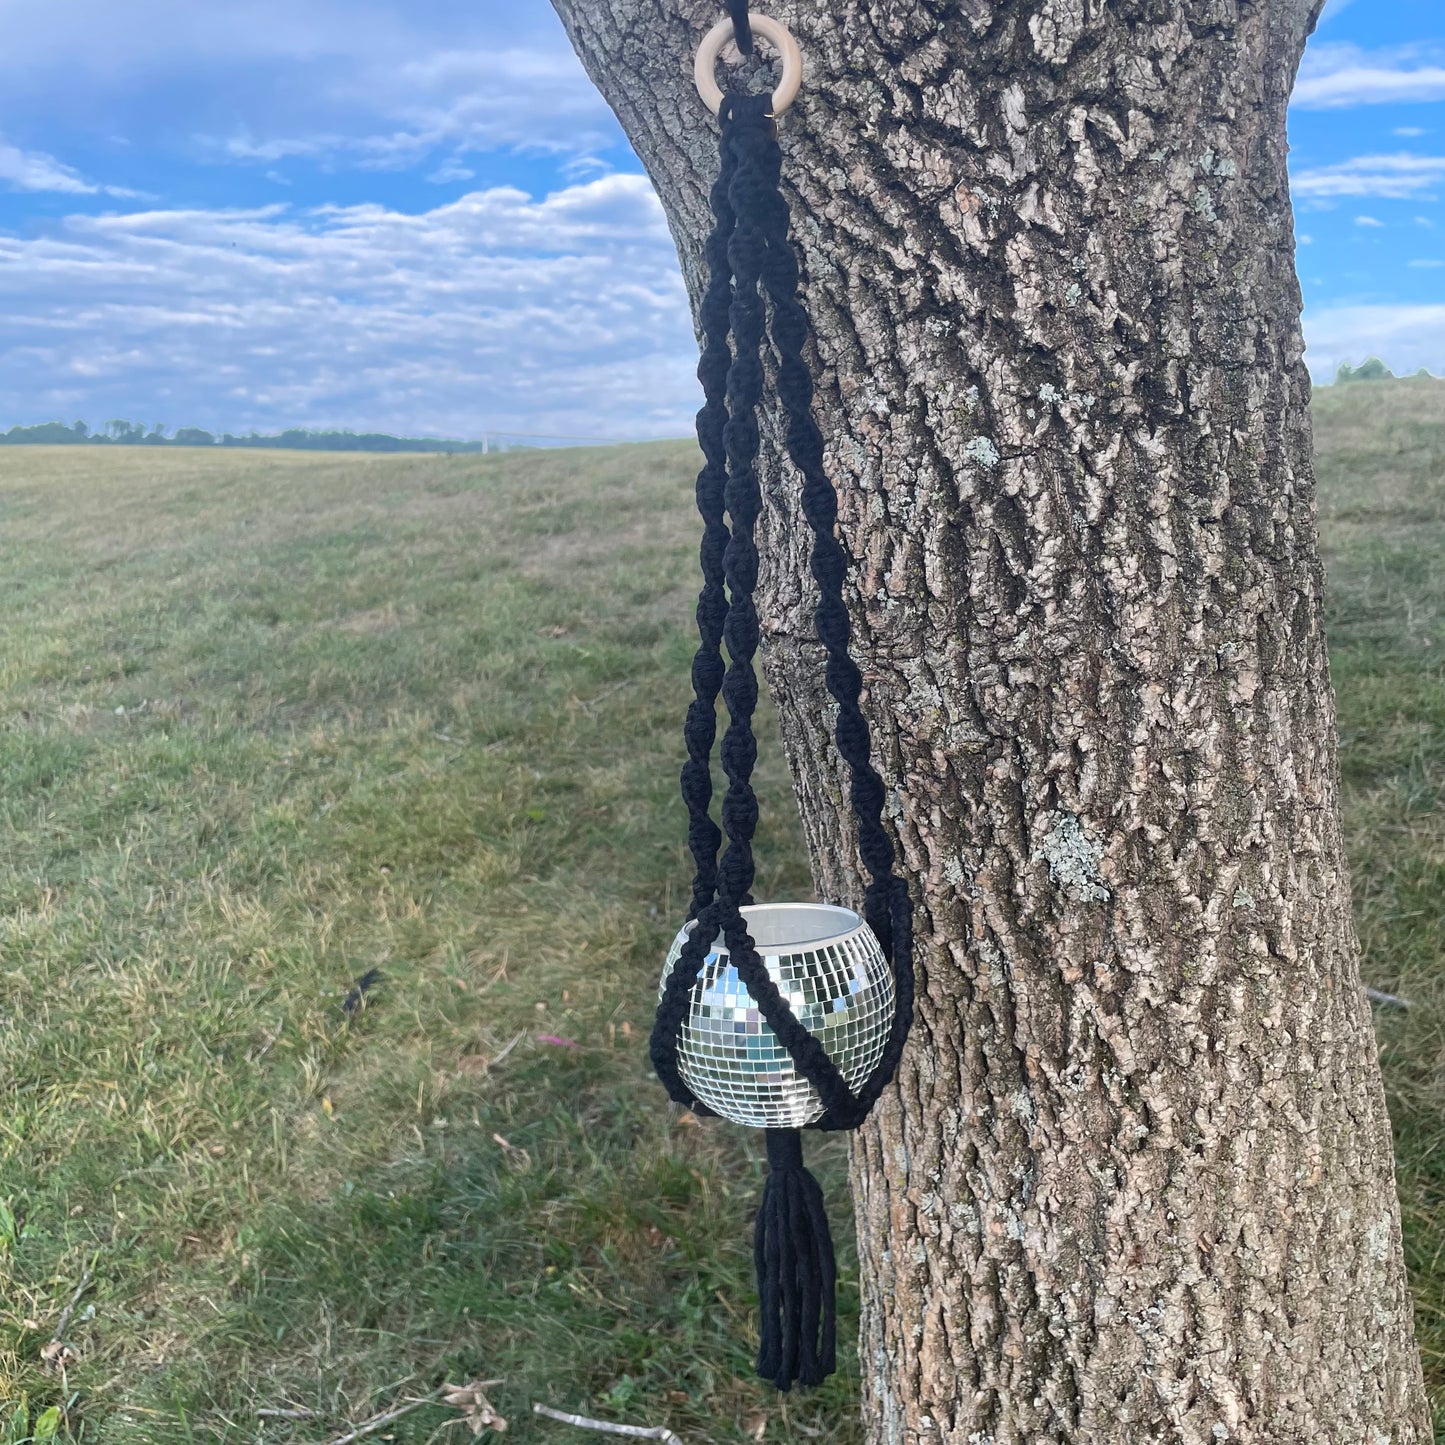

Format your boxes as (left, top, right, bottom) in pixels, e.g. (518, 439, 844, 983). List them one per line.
(1, 376, 1443, 1442)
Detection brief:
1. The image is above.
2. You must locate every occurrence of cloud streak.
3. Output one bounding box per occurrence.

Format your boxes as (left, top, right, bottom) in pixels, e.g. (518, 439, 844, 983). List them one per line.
(1294, 153, 1445, 199)
(0, 181, 699, 440)
(0, 137, 141, 198)
(0, 138, 99, 194)
(1294, 43, 1445, 109)
(0, 1, 622, 175)
(1305, 303, 1445, 379)
(215, 46, 620, 168)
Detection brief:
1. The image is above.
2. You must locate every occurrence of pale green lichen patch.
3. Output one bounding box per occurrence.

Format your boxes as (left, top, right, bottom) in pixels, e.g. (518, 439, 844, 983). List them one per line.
(963, 435, 1001, 468)
(1233, 886, 1254, 909)
(1039, 811, 1110, 902)
(1367, 1211, 1394, 1262)
(1199, 149, 1239, 179)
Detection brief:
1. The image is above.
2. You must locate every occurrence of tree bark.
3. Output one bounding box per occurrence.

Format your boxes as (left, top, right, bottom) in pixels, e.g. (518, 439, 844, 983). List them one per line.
(548, 2, 1431, 1440)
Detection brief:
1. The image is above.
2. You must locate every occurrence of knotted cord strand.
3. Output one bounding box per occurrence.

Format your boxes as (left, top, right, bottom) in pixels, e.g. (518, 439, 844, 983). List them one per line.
(725, 0, 754, 55)
(681, 118, 740, 923)
(649, 107, 743, 1115)
(710, 95, 859, 1125)
(751, 114, 917, 1127)
(713, 96, 767, 922)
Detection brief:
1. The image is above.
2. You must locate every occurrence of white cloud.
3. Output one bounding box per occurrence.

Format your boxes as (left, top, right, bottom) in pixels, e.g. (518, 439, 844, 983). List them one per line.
(1298, 233, 1314, 244)
(1355, 215, 1385, 227)
(214, 46, 618, 170)
(1294, 153, 1445, 199)
(0, 137, 141, 198)
(1410, 258, 1445, 268)
(0, 1, 483, 91)
(1305, 304, 1445, 380)
(1317, 0, 1359, 21)
(0, 178, 700, 440)
(426, 160, 475, 185)
(0, 138, 97, 194)
(378, 47, 617, 154)
(0, 2, 621, 174)
(1294, 43, 1445, 108)
(1395, 127, 1428, 138)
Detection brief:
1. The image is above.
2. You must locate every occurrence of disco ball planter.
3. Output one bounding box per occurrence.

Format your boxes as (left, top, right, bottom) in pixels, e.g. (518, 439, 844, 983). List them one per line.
(657, 902, 895, 1130)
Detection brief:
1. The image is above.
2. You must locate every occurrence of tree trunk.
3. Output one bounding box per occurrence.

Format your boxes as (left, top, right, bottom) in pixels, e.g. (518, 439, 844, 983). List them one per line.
(548, 2, 1431, 1439)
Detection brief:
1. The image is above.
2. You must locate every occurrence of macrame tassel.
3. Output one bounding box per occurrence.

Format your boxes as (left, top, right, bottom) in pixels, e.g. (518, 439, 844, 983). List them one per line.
(754, 1128, 837, 1391)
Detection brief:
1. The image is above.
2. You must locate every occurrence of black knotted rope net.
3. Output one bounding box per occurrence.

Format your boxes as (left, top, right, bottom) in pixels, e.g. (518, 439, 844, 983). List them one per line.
(648, 88, 915, 1392)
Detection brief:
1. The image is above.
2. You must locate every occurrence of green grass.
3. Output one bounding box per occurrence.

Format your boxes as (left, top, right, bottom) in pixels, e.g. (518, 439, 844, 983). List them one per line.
(1, 377, 1443, 1441)
(1313, 376, 1445, 1434)
(0, 443, 828, 1444)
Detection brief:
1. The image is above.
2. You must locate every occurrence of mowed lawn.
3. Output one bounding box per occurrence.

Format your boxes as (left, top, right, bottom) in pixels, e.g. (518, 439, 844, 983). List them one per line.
(1, 378, 1443, 1443)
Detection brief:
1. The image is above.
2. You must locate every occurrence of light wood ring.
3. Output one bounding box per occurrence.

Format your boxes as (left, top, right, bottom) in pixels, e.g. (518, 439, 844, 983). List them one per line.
(693, 14, 804, 119)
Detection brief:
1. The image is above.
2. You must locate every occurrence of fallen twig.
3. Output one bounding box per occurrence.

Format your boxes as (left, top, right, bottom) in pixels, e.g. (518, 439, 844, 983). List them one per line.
(258, 1407, 318, 1421)
(489, 1030, 525, 1069)
(440, 1379, 507, 1434)
(323, 1389, 446, 1444)
(578, 679, 635, 712)
(491, 1132, 532, 1169)
(50, 1269, 94, 1345)
(532, 1403, 681, 1442)
(1366, 985, 1413, 1010)
(250, 1021, 284, 1063)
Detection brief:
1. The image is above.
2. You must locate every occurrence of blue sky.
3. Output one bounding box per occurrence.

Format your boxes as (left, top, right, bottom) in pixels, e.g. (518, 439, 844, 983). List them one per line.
(0, 0, 1441, 441)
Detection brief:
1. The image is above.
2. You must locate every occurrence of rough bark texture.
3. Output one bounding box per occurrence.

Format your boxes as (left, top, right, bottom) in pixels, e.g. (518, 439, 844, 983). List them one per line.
(548, 2, 1431, 1440)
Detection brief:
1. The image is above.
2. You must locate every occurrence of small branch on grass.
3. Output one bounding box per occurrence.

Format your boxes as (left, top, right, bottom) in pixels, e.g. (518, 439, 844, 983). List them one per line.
(258, 1408, 318, 1421)
(322, 1390, 445, 1444)
(40, 1266, 94, 1371)
(250, 1022, 284, 1063)
(1366, 985, 1413, 1010)
(532, 1403, 682, 1442)
(316, 1381, 505, 1444)
(491, 1132, 532, 1169)
(50, 1269, 94, 1345)
(578, 679, 635, 712)
(489, 1030, 525, 1069)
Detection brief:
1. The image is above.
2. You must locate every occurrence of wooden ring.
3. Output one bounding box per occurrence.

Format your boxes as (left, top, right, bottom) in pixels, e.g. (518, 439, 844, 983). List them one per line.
(693, 14, 804, 119)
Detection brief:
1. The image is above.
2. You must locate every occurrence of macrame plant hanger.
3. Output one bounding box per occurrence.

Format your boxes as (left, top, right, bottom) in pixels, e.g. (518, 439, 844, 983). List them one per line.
(650, 6, 916, 1393)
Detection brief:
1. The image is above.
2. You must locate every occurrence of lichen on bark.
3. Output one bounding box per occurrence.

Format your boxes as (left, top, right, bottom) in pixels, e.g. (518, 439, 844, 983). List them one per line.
(548, 1, 1431, 1439)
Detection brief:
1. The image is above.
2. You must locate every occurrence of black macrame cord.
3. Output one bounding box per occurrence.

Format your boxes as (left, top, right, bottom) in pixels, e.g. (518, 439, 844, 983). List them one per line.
(724, 0, 754, 54)
(648, 90, 915, 1393)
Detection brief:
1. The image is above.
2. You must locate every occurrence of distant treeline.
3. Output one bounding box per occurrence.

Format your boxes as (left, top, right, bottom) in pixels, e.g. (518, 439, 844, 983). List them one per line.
(1336, 359, 1439, 385)
(0, 419, 510, 452)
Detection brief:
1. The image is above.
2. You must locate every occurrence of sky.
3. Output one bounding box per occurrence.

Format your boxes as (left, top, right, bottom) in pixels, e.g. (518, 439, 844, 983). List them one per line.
(0, 0, 1441, 442)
